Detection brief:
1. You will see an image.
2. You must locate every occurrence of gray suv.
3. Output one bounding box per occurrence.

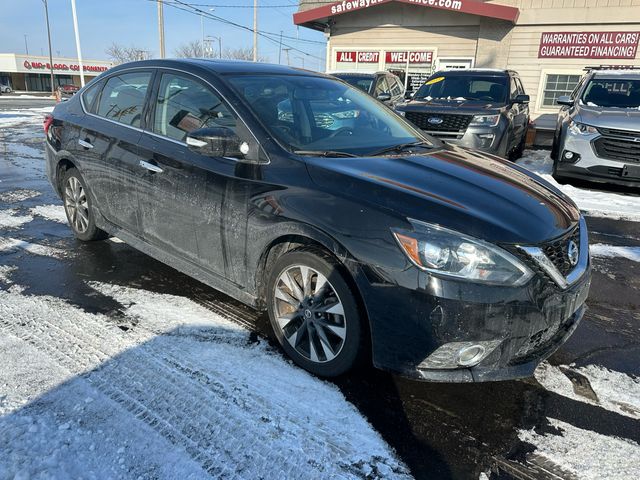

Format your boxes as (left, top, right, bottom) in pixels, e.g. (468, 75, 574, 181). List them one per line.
(396, 69, 530, 159)
(551, 67, 640, 187)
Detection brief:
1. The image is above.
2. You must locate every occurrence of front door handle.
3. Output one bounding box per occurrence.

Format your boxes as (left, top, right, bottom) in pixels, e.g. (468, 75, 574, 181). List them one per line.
(78, 138, 93, 149)
(139, 160, 163, 173)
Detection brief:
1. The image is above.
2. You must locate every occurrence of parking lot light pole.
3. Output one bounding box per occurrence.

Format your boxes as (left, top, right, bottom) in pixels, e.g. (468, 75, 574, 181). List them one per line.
(42, 0, 55, 96)
(70, 0, 85, 87)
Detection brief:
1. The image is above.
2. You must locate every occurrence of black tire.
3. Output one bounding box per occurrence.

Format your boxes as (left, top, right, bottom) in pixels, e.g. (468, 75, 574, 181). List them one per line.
(62, 168, 108, 242)
(511, 131, 526, 161)
(266, 247, 365, 377)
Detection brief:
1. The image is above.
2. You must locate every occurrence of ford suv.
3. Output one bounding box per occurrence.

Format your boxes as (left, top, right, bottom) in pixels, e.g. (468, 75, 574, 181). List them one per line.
(396, 69, 530, 159)
(551, 67, 640, 187)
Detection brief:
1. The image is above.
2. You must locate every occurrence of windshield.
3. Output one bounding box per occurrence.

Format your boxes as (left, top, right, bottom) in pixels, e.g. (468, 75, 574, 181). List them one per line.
(580, 78, 640, 108)
(415, 75, 508, 103)
(227, 74, 431, 156)
(335, 75, 374, 93)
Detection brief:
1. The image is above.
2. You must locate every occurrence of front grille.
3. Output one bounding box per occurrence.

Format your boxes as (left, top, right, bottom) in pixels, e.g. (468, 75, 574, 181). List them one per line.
(541, 226, 580, 276)
(404, 112, 473, 136)
(594, 127, 640, 163)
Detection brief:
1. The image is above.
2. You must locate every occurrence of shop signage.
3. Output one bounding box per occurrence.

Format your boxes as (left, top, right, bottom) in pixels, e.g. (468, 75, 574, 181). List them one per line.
(385, 51, 433, 64)
(538, 31, 640, 59)
(21, 59, 109, 73)
(335, 51, 380, 63)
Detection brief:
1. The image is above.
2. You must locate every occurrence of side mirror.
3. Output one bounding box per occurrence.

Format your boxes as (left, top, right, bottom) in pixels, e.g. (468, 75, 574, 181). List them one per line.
(186, 127, 248, 158)
(556, 95, 573, 107)
(376, 93, 392, 102)
(513, 94, 530, 104)
(404, 91, 415, 100)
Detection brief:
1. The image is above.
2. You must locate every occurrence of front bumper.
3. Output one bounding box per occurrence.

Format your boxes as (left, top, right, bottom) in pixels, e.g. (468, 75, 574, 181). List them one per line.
(439, 125, 508, 155)
(556, 130, 640, 187)
(351, 235, 591, 382)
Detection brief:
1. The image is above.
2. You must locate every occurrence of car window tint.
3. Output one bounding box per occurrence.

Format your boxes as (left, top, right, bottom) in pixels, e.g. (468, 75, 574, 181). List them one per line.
(95, 72, 151, 127)
(81, 80, 102, 114)
(510, 78, 518, 99)
(516, 78, 525, 95)
(153, 73, 237, 142)
(390, 77, 403, 96)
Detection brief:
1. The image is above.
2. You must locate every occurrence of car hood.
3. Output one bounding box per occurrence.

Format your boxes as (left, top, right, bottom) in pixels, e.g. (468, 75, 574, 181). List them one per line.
(398, 98, 504, 114)
(305, 145, 580, 245)
(577, 104, 640, 130)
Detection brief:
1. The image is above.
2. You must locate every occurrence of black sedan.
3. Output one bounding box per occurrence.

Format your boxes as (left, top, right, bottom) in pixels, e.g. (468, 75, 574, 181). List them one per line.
(44, 59, 590, 381)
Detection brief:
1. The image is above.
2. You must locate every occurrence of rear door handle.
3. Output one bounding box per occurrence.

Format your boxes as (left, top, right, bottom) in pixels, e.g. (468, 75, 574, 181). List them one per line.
(139, 160, 163, 173)
(78, 139, 93, 149)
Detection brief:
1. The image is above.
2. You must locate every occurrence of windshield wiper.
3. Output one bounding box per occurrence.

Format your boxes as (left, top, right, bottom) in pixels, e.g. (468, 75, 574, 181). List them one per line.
(369, 141, 433, 157)
(294, 150, 358, 158)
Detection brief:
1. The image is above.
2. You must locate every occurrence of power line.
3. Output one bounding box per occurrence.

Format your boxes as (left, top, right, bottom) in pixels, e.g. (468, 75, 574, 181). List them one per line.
(151, 0, 325, 60)
(163, 2, 296, 7)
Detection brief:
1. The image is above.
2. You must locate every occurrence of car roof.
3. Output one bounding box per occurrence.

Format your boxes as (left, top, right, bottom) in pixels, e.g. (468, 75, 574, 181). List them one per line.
(332, 72, 388, 78)
(432, 69, 512, 76)
(591, 70, 640, 79)
(106, 58, 327, 78)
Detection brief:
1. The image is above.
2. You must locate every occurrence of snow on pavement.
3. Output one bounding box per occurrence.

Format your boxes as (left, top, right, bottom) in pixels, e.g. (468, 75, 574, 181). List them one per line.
(534, 362, 640, 420)
(0, 237, 66, 258)
(0, 284, 412, 479)
(0, 208, 32, 229)
(519, 418, 640, 480)
(517, 150, 640, 221)
(590, 244, 640, 263)
(29, 204, 67, 224)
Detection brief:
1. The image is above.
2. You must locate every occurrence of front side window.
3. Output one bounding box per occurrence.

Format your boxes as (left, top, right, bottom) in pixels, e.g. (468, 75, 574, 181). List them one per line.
(415, 75, 508, 104)
(227, 74, 431, 156)
(580, 77, 640, 109)
(95, 71, 151, 127)
(152, 73, 237, 142)
(542, 74, 581, 108)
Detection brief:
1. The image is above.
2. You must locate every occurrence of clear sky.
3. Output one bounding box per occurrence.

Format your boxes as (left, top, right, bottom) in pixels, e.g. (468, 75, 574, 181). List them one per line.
(0, 0, 326, 69)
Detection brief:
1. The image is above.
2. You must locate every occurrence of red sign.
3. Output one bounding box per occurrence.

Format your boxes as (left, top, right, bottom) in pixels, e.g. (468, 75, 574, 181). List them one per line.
(538, 31, 640, 59)
(294, 0, 520, 26)
(335, 51, 380, 63)
(22, 59, 109, 73)
(385, 51, 433, 64)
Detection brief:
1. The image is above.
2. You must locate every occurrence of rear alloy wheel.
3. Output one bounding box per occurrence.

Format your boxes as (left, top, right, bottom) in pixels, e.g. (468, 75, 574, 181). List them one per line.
(267, 248, 364, 377)
(62, 168, 108, 241)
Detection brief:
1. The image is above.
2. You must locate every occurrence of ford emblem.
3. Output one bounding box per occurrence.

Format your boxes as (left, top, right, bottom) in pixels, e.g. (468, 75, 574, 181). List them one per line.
(428, 117, 444, 125)
(567, 240, 579, 267)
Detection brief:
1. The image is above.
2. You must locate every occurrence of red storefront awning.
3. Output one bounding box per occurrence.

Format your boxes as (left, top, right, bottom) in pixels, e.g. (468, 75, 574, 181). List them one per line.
(294, 0, 520, 30)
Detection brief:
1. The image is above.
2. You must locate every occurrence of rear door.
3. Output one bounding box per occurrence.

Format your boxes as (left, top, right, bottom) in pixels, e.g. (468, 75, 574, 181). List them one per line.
(79, 70, 154, 235)
(136, 70, 248, 280)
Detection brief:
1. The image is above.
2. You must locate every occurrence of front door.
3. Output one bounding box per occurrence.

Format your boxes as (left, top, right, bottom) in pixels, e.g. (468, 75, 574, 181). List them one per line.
(136, 70, 249, 281)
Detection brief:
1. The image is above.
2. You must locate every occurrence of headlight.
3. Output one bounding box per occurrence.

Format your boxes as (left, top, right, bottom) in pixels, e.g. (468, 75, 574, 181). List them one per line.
(469, 114, 500, 127)
(568, 120, 597, 135)
(331, 110, 360, 119)
(392, 220, 533, 286)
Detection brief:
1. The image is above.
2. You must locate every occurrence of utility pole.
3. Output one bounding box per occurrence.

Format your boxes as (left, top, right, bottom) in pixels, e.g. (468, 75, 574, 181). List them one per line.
(70, 0, 85, 87)
(252, 0, 258, 62)
(278, 30, 283, 64)
(42, 0, 55, 96)
(282, 47, 291, 66)
(24, 35, 29, 55)
(201, 14, 205, 58)
(157, 0, 165, 59)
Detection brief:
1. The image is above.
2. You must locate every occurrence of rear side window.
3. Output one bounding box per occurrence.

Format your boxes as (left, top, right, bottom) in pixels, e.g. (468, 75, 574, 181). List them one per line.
(374, 76, 389, 96)
(152, 73, 237, 142)
(389, 77, 403, 96)
(81, 81, 102, 114)
(95, 71, 152, 127)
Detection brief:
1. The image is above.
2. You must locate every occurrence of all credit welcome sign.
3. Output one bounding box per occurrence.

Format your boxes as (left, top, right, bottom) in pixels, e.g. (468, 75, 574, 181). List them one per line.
(538, 31, 640, 59)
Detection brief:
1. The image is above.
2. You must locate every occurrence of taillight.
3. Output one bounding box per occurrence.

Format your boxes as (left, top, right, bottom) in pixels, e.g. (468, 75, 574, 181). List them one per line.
(44, 114, 53, 135)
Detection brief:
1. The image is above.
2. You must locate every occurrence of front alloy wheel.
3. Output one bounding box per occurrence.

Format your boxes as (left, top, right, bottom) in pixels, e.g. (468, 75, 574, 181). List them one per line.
(267, 248, 364, 377)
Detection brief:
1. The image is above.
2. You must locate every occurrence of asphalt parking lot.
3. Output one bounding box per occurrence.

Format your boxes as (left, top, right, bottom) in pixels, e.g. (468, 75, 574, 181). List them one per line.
(1, 97, 639, 479)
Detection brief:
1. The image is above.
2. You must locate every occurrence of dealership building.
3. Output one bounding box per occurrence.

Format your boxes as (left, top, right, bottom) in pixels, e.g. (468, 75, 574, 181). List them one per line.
(0, 53, 112, 92)
(294, 0, 640, 128)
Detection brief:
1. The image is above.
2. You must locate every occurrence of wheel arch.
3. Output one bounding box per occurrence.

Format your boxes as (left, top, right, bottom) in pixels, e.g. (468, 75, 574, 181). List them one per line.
(53, 157, 78, 196)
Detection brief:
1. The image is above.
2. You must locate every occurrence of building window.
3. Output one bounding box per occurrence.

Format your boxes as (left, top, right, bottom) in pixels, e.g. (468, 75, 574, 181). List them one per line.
(542, 74, 581, 108)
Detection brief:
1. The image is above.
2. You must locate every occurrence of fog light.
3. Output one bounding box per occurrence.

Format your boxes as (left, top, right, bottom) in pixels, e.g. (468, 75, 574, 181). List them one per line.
(418, 340, 502, 370)
(561, 150, 579, 163)
(456, 345, 486, 367)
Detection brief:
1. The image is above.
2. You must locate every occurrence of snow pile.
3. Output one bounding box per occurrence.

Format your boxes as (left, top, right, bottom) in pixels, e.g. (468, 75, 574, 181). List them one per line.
(0, 286, 411, 479)
(517, 150, 640, 221)
(519, 418, 640, 480)
(590, 244, 640, 263)
(0, 237, 66, 258)
(0, 106, 53, 128)
(0, 209, 32, 229)
(30, 204, 67, 224)
(0, 189, 41, 203)
(535, 362, 640, 420)
(0, 265, 17, 285)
